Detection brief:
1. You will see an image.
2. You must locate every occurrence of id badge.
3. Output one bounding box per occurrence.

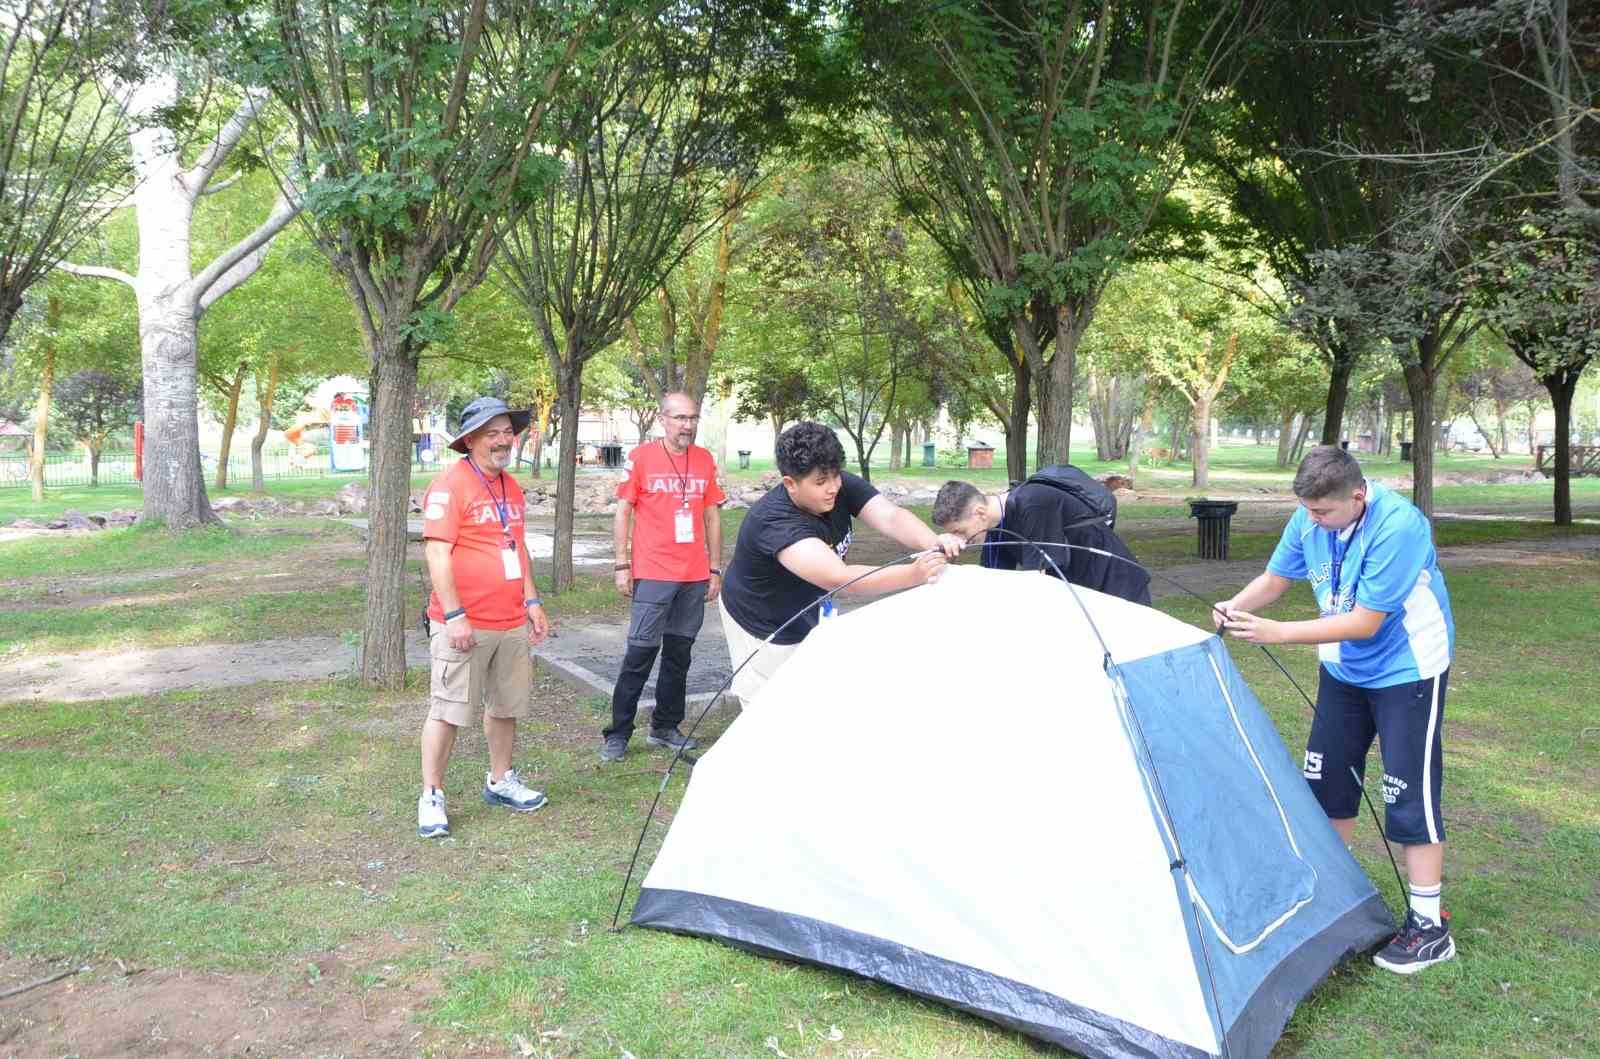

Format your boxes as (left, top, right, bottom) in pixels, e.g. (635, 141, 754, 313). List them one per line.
(1317, 595, 1341, 663)
(674, 506, 695, 544)
(501, 540, 522, 581)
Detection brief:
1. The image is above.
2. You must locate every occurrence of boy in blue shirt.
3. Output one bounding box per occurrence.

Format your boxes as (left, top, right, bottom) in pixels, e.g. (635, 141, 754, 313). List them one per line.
(1216, 446, 1456, 974)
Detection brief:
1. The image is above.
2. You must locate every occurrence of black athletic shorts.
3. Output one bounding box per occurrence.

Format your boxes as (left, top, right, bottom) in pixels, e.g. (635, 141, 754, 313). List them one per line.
(1302, 667, 1448, 846)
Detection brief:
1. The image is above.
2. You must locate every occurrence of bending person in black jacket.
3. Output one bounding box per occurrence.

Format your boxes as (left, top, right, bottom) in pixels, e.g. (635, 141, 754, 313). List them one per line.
(931, 466, 1152, 605)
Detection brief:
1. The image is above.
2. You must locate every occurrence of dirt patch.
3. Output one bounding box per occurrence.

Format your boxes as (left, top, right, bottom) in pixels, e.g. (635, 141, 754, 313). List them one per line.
(0, 636, 429, 705)
(0, 942, 471, 1058)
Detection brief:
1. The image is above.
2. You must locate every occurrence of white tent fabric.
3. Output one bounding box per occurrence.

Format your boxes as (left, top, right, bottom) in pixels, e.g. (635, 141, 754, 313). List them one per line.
(633, 566, 1393, 1059)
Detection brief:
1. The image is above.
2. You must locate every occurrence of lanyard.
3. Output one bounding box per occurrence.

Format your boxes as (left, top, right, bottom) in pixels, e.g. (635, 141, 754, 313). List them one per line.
(465, 457, 512, 538)
(1328, 507, 1368, 607)
(660, 440, 691, 508)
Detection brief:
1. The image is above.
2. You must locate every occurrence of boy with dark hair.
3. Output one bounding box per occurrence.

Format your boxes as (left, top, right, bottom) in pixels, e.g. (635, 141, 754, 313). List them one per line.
(931, 467, 1151, 605)
(718, 421, 962, 702)
(1216, 445, 1457, 974)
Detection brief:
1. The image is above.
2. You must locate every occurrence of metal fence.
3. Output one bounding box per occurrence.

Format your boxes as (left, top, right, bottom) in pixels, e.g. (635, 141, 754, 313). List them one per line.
(0, 444, 460, 489)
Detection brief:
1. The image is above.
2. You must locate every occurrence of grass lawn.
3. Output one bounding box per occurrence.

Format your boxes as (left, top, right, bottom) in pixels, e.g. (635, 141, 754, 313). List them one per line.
(3, 541, 1596, 1056)
(0, 519, 627, 660)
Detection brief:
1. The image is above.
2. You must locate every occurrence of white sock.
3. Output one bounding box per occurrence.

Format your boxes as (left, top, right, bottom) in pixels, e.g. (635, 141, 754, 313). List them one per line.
(1408, 883, 1442, 926)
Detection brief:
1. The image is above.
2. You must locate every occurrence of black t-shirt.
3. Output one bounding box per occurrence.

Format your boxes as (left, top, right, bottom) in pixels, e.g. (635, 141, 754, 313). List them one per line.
(721, 472, 880, 644)
(984, 468, 1152, 605)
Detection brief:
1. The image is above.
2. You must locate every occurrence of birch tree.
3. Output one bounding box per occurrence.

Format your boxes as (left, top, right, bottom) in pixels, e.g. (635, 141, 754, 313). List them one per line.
(59, 74, 299, 527)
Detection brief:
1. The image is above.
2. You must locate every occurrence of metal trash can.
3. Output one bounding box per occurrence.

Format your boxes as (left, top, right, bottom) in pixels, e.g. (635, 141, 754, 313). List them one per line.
(922, 442, 937, 467)
(738, 449, 751, 469)
(1400, 440, 1413, 462)
(600, 442, 623, 468)
(1188, 499, 1239, 560)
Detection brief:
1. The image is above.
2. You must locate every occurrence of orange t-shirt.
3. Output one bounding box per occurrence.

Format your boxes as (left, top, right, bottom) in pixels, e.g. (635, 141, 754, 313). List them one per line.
(617, 441, 726, 582)
(423, 459, 529, 630)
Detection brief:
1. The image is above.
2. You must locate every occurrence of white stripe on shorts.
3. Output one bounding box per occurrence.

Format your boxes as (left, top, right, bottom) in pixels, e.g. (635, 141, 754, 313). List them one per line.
(1422, 674, 1442, 844)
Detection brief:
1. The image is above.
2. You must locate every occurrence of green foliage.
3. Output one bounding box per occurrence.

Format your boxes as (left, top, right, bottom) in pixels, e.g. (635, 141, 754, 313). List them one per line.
(0, 0, 138, 346)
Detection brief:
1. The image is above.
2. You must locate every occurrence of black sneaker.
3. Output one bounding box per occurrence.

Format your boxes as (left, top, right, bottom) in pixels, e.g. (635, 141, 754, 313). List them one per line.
(599, 733, 628, 762)
(1373, 910, 1455, 974)
(647, 726, 699, 751)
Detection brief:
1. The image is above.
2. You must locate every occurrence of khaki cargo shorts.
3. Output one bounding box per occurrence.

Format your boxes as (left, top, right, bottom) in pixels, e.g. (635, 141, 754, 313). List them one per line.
(428, 625, 533, 727)
(717, 598, 800, 707)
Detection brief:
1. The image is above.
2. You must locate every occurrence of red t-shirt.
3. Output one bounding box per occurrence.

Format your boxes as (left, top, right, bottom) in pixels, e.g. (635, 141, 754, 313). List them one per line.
(617, 441, 726, 582)
(423, 459, 529, 630)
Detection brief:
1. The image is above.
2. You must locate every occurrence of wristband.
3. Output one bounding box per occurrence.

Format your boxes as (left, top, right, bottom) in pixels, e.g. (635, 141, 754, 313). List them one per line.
(709, 567, 723, 576)
(524, 597, 543, 608)
(614, 563, 631, 571)
(443, 607, 466, 622)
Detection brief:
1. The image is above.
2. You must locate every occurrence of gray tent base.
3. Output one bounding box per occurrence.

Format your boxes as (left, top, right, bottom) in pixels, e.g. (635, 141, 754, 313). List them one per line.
(633, 888, 1395, 1059)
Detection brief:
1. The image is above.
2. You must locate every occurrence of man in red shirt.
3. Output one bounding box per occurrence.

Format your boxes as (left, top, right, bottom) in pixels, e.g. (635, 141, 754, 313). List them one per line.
(600, 391, 726, 761)
(417, 397, 552, 838)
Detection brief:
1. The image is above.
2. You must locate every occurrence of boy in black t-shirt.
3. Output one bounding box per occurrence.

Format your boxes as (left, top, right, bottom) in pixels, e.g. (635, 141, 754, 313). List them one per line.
(931, 467, 1152, 605)
(718, 422, 963, 702)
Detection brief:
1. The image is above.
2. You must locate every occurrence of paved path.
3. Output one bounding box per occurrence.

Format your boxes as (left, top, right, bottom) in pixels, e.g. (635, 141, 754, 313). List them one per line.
(5, 536, 1595, 705)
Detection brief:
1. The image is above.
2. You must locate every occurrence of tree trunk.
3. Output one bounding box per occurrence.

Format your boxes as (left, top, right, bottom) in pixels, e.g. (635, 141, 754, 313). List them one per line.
(527, 398, 552, 477)
(1547, 375, 1578, 526)
(1089, 375, 1110, 461)
(90, 445, 101, 486)
(1291, 414, 1314, 464)
(214, 362, 247, 489)
(28, 333, 55, 503)
(551, 375, 582, 593)
(889, 419, 903, 469)
(1128, 392, 1154, 478)
(1275, 409, 1296, 467)
(1467, 405, 1501, 459)
(250, 351, 280, 492)
(1034, 317, 1079, 468)
(360, 346, 420, 689)
(1006, 359, 1031, 481)
(1493, 396, 1509, 458)
(1191, 396, 1212, 489)
(1403, 360, 1438, 519)
(1321, 355, 1355, 445)
(140, 296, 217, 527)
(1167, 412, 1184, 465)
(849, 428, 872, 482)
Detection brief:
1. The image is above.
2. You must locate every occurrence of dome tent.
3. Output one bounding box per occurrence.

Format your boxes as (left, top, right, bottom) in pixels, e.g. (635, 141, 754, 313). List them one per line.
(630, 566, 1394, 1059)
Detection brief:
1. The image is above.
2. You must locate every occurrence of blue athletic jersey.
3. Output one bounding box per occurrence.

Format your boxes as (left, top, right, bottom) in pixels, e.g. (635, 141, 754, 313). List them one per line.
(1267, 480, 1454, 688)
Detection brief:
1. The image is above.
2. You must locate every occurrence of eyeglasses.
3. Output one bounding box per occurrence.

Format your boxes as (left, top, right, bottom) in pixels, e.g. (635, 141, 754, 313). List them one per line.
(661, 414, 701, 424)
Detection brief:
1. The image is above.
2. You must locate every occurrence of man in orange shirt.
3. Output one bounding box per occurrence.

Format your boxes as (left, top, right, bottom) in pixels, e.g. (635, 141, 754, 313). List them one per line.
(417, 397, 552, 838)
(601, 391, 726, 761)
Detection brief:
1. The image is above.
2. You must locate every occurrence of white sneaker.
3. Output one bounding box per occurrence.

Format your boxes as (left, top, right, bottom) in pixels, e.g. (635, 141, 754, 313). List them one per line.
(418, 788, 449, 838)
(482, 768, 548, 813)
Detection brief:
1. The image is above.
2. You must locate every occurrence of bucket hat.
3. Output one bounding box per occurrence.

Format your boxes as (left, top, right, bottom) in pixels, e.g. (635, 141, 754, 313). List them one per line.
(447, 396, 531, 453)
